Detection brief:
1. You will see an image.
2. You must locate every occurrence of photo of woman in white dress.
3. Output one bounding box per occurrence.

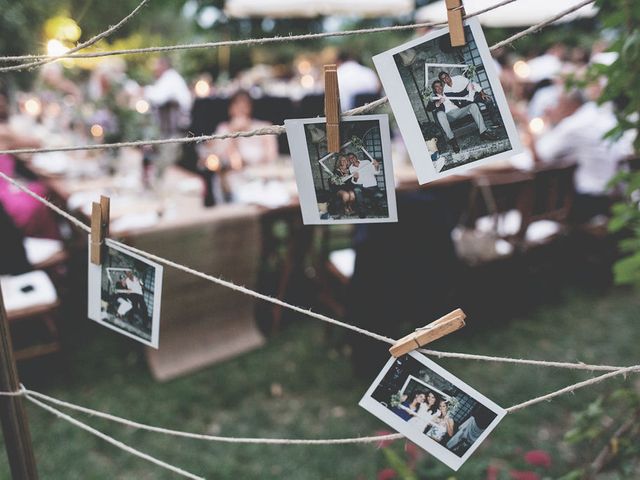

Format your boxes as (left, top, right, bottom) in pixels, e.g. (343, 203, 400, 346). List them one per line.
(407, 390, 441, 434)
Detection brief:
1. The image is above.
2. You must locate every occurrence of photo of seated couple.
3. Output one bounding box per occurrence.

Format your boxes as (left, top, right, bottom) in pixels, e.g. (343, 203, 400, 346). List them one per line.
(325, 150, 385, 220)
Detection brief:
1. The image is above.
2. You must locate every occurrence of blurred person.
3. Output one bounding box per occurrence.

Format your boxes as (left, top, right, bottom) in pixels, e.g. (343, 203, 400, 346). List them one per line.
(428, 80, 495, 153)
(533, 88, 635, 222)
(0, 89, 60, 239)
(144, 57, 192, 136)
(336, 52, 380, 110)
(199, 90, 277, 202)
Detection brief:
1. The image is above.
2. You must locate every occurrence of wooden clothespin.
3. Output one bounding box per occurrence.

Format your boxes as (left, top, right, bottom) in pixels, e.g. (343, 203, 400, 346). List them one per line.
(389, 308, 466, 358)
(324, 64, 341, 153)
(445, 0, 466, 47)
(90, 195, 110, 265)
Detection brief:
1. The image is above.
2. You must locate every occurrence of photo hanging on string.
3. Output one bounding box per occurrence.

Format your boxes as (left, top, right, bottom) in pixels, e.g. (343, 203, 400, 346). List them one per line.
(360, 351, 506, 471)
(88, 238, 163, 348)
(373, 17, 522, 184)
(285, 114, 398, 225)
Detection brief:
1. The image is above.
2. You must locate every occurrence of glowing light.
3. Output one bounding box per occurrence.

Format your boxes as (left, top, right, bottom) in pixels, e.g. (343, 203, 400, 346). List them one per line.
(24, 98, 42, 116)
(44, 16, 82, 42)
(529, 117, 545, 134)
(47, 39, 69, 57)
(135, 99, 150, 114)
(205, 154, 220, 171)
(90, 124, 104, 137)
(297, 60, 312, 75)
(513, 60, 531, 79)
(194, 80, 211, 98)
(300, 74, 315, 89)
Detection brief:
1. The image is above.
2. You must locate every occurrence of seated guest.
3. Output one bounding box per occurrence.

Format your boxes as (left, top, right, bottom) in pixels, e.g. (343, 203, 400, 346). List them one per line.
(331, 154, 356, 216)
(533, 88, 634, 222)
(212, 90, 278, 169)
(0, 89, 60, 239)
(427, 80, 495, 153)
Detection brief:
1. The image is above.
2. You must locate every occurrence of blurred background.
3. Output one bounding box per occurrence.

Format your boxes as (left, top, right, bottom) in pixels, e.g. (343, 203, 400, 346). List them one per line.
(1, 0, 640, 478)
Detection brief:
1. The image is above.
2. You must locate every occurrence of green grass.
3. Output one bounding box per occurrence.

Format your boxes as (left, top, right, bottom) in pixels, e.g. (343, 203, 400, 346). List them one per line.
(1, 286, 639, 479)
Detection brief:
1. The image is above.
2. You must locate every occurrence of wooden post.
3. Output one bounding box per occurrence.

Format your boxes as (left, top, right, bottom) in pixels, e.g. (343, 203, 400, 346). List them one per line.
(0, 283, 38, 479)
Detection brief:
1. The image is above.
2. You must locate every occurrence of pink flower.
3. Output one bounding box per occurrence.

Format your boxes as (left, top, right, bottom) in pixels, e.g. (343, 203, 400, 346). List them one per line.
(486, 464, 501, 480)
(375, 430, 399, 449)
(510, 470, 541, 480)
(377, 468, 398, 480)
(404, 441, 420, 461)
(524, 450, 552, 468)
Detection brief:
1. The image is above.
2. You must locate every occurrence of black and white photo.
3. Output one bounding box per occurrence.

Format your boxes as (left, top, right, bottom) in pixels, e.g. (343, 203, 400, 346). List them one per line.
(88, 238, 162, 348)
(373, 17, 521, 183)
(285, 115, 398, 224)
(360, 351, 506, 471)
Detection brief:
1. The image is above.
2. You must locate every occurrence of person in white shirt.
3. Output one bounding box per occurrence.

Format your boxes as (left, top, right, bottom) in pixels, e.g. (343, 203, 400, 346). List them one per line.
(336, 52, 380, 110)
(534, 90, 635, 222)
(428, 80, 494, 154)
(439, 71, 499, 125)
(123, 270, 150, 327)
(144, 57, 192, 136)
(348, 153, 383, 218)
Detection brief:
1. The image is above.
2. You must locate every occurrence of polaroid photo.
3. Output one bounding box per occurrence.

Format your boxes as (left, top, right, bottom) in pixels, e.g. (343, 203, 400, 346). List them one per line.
(88, 238, 163, 348)
(285, 114, 398, 225)
(373, 17, 522, 184)
(360, 351, 506, 471)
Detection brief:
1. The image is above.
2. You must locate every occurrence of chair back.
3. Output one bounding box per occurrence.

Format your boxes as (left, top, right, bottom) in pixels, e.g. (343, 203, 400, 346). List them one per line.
(530, 162, 578, 224)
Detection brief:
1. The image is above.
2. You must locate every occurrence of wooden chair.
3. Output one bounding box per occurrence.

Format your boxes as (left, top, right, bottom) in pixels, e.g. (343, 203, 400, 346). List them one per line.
(1, 270, 61, 361)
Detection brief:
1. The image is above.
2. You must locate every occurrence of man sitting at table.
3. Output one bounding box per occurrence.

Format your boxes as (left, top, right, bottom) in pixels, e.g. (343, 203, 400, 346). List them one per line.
(348, 152, 382, 218)
(427, 80, 495, 154)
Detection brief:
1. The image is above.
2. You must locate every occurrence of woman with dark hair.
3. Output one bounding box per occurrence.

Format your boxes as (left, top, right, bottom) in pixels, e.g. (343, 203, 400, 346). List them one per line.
(426, 399, 455, 443)
(408, 390, 441, 433)
(331, 154, 356, 216)
(394, 390, 426, 421)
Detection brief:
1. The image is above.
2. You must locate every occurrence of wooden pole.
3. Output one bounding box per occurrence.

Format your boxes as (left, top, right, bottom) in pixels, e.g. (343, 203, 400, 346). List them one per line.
(0, 283, 38, 479)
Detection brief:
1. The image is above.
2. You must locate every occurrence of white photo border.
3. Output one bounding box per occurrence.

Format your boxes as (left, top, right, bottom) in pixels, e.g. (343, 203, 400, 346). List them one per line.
(372, 17, 522, 184)
(88, 237, 163, 348)
(285, 114, 398, 225)
(359, 351, 507, 471)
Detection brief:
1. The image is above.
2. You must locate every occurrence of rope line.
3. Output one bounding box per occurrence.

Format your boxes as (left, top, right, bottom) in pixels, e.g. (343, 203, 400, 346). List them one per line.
(1, 364, 637, 447)
(0, 0, 520, 65)
(1, 170, 638, 375)
(0, 0, 150, 73)
(24, 391, 205, 479)
(0, 0, 596, 157)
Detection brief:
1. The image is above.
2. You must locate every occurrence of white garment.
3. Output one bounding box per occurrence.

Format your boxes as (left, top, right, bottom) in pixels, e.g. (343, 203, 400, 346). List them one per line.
(407, 404, 440, 433)
(432, 94, 457, 113)
(536, 102, 635, 194)
(336, 61, 380, 110)
(526, 54, 562, 83)
(144, 69, 192, 112)
(125, 277, 143, 295)
(443, 75, 480, 101)
(350, 160, 378, 188)
(528, 84, 561, 119)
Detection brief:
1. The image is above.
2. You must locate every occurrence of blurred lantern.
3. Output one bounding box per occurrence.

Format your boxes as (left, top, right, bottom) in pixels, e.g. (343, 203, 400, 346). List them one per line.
(135, 99, 150, 114)
(194, 79, 211, 98)
(513, 60, 531, 80)
(90, 124, 104, 137)
(44, 16, 82, 42)
(205, 154, 220, 171)
(529, 117, 545, 134)
(24, 98, 42, 117)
